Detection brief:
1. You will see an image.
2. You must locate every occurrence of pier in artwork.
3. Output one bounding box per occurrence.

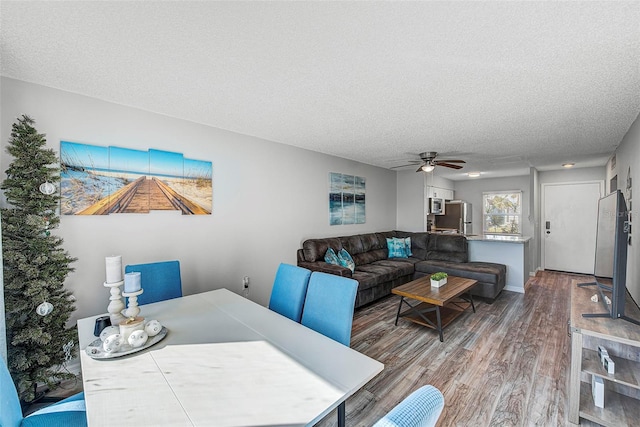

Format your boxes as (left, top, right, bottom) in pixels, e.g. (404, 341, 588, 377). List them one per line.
(78, 177, 210, 215)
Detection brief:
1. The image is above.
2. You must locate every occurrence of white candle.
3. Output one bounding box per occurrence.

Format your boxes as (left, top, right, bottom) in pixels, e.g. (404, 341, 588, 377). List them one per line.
(124, 272, 141, 293)
(105, 256, 123, 283)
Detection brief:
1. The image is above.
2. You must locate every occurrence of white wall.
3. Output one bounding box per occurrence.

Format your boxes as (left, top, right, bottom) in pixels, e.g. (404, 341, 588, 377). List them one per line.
(538, 167, 605, 185)
(1, 78, 398, 322)
(610, 112, 640, 305)
(397, 170, 455, 232)
(396, 170, 425, 231)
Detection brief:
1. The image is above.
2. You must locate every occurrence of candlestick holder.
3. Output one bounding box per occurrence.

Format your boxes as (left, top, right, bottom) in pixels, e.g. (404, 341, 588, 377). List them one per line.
(104, 280, 126, 325)
(122, 288, 144, 319)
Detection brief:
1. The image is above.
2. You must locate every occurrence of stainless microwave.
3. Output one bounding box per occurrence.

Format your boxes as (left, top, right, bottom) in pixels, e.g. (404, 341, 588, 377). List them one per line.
(428, 197, 444, 215)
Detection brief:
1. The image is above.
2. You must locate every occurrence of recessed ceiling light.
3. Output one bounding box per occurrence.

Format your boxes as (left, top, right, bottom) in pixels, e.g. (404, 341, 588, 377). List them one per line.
(562, 163, 575, 168)
(467, 172, 481, 178)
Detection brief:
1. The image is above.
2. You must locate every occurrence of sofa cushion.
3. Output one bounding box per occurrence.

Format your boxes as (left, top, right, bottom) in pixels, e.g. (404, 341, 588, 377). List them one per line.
(352, 249, 387, 266)
(302, 238, 343, 262)
(359, 233, 380, 252)
(351, 271, 383, 291)
(426, 234, 468, 263)
(374, 259, 415, 276)
(341, 235, 364, 256)
(415, 260, 505, 285)
(356, 261, 408, 284)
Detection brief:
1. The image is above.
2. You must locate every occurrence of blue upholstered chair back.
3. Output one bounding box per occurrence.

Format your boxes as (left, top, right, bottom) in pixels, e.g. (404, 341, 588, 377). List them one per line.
(268, 263, 312, 322)
(1, 357, 23, 427)
(300, 272, 358, 346)
(1, 357, 88, 427)
(125, 260, 182, 305)
(372, 385, 444, 427)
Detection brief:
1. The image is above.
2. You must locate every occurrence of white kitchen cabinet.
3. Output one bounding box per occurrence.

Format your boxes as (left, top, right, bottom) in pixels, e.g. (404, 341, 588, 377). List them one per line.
(426, 186, 454, 201)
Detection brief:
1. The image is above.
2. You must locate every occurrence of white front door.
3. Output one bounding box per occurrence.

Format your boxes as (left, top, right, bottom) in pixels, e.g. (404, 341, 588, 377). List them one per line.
(542, 181, 603, 274)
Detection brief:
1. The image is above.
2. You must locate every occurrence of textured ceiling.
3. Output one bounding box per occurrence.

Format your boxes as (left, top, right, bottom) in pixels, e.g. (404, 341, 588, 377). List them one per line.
(1, 1, 639, 180)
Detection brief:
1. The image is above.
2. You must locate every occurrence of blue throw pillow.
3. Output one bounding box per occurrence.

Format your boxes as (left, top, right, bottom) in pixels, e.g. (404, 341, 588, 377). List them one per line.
(337, 248, 355, 272)
(404, 237, 413, 257)
(387, 237, 408, 258)
(324, 248, 340, 265)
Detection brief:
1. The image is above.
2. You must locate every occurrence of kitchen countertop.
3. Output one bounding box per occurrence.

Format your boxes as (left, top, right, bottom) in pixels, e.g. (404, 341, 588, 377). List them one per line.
(465, 234, 531, 243)
(428, 230, 531, 243)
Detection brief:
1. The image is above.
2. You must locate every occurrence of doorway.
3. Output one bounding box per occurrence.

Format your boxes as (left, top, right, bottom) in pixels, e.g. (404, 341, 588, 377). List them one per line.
(542, 181, 604, 274)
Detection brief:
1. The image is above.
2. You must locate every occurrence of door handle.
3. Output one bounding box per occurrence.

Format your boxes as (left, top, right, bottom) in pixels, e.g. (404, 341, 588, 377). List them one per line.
(545, 221, 551, 230)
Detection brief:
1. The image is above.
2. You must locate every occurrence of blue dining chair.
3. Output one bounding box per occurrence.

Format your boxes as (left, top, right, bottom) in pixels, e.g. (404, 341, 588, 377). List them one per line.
(1, 357, 87, 427)
(125, 260, 182, 305)
(268, 263, 312, 322)
(301, 272, 358, 346)
(372, 385, 444, 427)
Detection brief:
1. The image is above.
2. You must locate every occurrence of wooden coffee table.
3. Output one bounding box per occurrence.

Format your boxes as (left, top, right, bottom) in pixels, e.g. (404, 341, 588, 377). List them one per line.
(392, 275, 477, 342)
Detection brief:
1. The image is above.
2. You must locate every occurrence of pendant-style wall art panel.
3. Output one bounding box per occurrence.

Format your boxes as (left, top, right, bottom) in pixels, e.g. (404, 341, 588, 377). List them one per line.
(329, 172, 365, 225)
(60, 141, 212, 215)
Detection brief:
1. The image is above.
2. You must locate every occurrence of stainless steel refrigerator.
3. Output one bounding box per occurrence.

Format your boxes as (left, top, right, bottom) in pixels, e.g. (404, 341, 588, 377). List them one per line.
(435, 201, 473, 234)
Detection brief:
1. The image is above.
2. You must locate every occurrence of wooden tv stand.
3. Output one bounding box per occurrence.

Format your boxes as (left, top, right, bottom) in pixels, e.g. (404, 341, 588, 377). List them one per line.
(568, 283, 640, 426)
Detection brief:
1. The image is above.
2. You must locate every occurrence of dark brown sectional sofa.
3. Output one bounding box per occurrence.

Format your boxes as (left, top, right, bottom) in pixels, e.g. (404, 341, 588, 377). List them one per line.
(297, 230, 506, 308)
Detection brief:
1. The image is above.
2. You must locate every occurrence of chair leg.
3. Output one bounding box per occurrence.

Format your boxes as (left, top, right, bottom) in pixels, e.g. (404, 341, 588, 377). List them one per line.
(338, 401, 345, 427)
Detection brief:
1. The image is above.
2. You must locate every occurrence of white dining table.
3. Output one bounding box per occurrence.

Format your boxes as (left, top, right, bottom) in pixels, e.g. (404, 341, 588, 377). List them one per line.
(77, 288, 384, 426)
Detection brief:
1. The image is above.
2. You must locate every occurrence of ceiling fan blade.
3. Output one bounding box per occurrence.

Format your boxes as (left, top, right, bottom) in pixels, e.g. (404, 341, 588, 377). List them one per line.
(416, 165, 426, 173)
(437, 162, 464, 169)
(390, 161, 421, 169)
(436, 159, 466, 163)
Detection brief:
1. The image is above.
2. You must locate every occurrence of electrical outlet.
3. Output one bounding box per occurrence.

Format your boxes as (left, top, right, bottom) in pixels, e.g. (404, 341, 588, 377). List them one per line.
(242, 276, 250, 298)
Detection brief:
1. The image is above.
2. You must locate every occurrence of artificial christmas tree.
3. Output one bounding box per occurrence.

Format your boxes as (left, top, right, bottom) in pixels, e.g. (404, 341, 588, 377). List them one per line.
(1, 115, 77, 402)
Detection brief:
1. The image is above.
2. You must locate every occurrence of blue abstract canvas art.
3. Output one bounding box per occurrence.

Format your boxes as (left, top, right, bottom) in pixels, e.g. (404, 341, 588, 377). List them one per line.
(329, 172, 365, 225)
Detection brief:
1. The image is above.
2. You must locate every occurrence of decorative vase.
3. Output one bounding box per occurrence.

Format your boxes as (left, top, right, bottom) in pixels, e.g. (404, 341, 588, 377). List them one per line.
(431, 278, 447, 288)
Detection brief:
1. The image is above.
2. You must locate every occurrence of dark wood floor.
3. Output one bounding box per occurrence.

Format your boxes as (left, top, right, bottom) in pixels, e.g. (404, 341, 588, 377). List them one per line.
(316, 270, 595, 427)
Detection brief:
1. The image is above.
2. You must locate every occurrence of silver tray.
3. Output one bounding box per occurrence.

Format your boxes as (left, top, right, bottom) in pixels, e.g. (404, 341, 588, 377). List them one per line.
(86, 327, 168, 359)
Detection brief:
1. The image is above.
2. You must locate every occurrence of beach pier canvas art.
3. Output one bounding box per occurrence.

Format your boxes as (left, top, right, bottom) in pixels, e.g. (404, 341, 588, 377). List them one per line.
(60, 141, 212, 215)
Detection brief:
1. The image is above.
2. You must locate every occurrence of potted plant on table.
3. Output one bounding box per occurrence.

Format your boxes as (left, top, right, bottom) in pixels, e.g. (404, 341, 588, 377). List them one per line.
(430, 272, 448, 288)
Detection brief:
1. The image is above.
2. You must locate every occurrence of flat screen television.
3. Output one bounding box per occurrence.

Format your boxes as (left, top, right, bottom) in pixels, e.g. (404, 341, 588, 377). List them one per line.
(580, 190, 639, 325)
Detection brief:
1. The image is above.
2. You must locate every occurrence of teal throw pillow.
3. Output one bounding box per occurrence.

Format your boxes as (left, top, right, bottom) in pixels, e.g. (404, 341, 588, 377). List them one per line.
(404, 237, 413, 257)
(337, 248, 355, 272)
(387, 237, 412, 258)
(324, 248, 340, 265)
(387, 237, 408, 258)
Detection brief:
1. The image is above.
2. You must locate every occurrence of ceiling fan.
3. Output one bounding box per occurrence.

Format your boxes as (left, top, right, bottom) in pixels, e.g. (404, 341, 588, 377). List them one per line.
(391, 152, 466, 172)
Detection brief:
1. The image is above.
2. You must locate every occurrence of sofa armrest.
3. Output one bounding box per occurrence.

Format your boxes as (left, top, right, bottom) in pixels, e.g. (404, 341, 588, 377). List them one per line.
(297, 261, 353, 278)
